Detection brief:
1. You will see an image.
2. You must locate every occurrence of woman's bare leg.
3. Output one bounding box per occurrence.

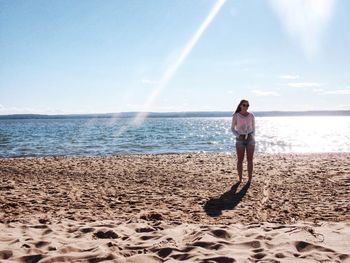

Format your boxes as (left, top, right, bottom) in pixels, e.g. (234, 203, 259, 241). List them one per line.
(236, 144, 245, 182)
(246, 144, 255, 181)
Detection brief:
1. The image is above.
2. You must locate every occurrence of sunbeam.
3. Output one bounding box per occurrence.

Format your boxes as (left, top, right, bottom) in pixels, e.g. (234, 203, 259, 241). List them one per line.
(131, 0, 226, 125)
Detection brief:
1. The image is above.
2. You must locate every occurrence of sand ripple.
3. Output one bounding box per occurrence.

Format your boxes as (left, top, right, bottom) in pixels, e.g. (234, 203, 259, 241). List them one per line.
(0, 153, 349, 262)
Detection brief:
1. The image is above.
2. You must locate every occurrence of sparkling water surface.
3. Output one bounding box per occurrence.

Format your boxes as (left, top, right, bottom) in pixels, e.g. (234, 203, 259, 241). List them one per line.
(0, 116, 349, 157)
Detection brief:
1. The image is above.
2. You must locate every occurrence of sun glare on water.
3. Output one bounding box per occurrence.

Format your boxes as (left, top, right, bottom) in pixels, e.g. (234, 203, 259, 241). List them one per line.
(256, 116, 350, 153)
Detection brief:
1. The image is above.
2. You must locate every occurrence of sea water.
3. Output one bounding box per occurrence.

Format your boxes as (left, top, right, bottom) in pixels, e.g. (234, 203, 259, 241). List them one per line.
(0, 116, 349, 157)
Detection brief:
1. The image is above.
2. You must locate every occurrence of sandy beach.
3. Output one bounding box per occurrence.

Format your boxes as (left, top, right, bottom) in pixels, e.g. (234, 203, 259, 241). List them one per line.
(0, 153, 349, 262)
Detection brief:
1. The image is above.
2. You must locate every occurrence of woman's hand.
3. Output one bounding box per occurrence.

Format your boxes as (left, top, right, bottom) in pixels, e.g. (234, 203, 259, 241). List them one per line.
(248, 134, 254, 140)
(238, 135, 246, 140)
(238, 134, 254, 140)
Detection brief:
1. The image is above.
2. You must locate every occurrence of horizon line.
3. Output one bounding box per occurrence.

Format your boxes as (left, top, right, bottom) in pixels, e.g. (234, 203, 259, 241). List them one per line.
(1, 110, 350, 118)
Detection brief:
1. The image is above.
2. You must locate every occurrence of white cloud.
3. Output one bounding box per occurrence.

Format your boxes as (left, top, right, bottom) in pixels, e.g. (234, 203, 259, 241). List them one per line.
(336, 104, 350, 110)
(269, 0, 336, 59)
(317, 89, 350, 95)
(293, 104, 315, 111)
(251, 89, 280, 96)
(280, 75, 299, 80)
(0, 104, 77, 115)
(127, 103, 147, 110)
(0, 105, 39, 115)
(126, 103, 221, 112)
(288, 82, 322, 88)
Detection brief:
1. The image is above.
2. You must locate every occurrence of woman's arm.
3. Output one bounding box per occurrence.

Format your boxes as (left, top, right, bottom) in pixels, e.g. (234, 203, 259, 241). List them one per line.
(231, 114, 239, 137)
(251, 114, 255, 136)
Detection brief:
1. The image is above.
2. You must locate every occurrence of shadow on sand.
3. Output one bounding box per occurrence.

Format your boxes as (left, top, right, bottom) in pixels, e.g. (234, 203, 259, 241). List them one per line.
(204, 181, 251, 217)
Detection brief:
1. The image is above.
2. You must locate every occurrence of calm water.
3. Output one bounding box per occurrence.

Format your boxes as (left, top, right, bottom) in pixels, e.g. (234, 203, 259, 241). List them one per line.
(0, 116, 349, 157)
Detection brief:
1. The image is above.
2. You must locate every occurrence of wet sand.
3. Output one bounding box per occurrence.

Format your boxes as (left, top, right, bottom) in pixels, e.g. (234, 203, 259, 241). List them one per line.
(0, 153, 349, 262)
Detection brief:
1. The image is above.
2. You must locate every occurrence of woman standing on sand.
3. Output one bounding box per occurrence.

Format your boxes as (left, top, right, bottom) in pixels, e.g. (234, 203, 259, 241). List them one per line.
(231, 99, 255, 182)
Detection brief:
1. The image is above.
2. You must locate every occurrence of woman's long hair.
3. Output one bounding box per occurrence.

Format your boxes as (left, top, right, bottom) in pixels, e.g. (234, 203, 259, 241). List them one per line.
(234, 99, 249, 114)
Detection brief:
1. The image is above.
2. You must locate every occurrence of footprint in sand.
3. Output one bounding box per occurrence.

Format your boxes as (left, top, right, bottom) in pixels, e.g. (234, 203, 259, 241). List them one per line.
(0, 250, 13, 260)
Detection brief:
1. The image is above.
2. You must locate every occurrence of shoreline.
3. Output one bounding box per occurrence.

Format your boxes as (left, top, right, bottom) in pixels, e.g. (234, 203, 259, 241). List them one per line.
(1, 153, 349, 262)
(2, 151, 350, 158)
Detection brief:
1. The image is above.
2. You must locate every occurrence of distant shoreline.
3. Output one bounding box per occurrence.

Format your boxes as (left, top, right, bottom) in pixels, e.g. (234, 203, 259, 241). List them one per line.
(1, 110, 350, 119)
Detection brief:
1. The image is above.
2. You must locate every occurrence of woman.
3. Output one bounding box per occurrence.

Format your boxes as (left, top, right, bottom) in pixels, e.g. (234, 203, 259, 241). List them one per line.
(231, 99, 255, 182)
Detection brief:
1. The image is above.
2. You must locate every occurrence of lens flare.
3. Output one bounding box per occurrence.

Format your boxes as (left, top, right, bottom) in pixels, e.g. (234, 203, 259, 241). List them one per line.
(132, 0, 226, 125)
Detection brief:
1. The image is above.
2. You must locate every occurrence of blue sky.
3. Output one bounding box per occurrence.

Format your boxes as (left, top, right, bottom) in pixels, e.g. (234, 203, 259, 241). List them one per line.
(0, 0, 349, 114)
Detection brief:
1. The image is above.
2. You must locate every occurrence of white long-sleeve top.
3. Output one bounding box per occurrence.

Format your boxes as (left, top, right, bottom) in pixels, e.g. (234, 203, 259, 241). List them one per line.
(231, 112, 255, 138)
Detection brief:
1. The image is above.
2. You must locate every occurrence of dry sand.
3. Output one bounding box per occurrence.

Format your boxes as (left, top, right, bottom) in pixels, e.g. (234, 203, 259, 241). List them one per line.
(0, 153, 349, 262)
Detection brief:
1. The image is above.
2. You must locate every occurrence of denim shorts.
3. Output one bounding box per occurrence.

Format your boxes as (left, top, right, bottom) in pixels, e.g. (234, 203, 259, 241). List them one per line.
(236, 138, 256, 147)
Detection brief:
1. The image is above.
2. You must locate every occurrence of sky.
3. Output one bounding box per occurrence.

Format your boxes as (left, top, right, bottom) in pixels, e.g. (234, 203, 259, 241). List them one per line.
(0, 0, 350, 114)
